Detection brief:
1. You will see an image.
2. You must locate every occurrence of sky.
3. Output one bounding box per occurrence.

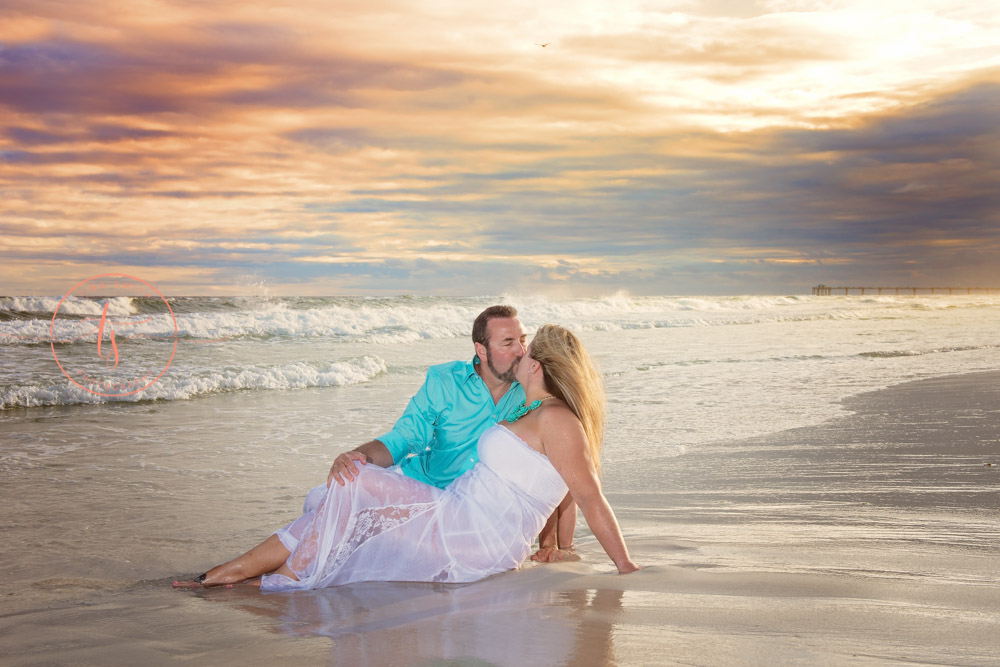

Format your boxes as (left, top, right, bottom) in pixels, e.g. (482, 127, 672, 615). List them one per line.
(1, 0, 999, 296)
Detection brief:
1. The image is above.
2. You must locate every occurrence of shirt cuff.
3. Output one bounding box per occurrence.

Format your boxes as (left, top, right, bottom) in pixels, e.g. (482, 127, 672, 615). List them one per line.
(374, 432, 408, 463)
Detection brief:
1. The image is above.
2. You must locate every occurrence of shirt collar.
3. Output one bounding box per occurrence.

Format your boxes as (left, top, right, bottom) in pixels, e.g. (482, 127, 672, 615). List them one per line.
(466, 356, 522, 395)
(463, 356, 481, 385)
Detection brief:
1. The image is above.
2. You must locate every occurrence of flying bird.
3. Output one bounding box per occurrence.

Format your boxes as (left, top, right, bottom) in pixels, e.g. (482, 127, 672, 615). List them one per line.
(535, 42, 551, 47)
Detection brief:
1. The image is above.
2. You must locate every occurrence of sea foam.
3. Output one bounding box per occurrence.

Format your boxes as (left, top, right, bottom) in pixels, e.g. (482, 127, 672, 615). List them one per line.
(0, 356, 387, 409)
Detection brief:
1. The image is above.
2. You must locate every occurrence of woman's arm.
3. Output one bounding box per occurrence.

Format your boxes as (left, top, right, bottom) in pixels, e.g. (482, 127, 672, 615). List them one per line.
(540, 409, 639, 574)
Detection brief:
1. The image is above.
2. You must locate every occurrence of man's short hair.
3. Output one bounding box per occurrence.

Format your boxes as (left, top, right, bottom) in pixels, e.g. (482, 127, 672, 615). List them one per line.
(472, 305, 518, 347)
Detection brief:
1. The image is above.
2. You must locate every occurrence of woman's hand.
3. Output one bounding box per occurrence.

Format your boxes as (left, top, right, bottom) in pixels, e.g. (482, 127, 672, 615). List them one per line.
(616, 560, 641, 574)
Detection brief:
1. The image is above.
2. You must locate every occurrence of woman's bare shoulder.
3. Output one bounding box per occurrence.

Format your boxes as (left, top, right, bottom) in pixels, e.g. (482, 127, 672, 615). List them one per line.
(538, 403, 584, 439)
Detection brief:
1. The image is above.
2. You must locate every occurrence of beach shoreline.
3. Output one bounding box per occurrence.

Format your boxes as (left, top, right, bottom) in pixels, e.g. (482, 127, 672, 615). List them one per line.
(1, 370, 998, 665)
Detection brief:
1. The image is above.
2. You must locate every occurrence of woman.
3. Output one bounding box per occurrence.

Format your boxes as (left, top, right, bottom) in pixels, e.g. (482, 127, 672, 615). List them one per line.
(175, 325, 638, 591)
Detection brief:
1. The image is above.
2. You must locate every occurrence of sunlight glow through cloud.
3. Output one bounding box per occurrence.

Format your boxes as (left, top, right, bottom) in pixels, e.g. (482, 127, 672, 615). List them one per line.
(1, 0, 998, 295)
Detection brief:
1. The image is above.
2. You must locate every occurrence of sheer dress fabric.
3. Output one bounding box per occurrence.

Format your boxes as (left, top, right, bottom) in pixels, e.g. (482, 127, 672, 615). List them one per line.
(260, 425, 568, 591)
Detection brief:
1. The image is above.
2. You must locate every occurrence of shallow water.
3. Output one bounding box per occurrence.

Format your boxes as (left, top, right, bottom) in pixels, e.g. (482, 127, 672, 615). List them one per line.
(2, 295, 999, 664)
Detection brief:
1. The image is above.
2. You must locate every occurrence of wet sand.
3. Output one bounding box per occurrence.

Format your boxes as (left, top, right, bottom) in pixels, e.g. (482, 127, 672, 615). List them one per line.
(1, 372, 998, 665)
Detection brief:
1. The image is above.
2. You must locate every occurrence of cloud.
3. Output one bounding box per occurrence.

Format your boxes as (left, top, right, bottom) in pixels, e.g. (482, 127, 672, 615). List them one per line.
(1, 1, 999, 295)
(564, 12, 847, 69)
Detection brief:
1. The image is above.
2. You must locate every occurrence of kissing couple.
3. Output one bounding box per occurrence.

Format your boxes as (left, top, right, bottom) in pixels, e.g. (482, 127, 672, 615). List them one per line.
(175, 305, 639, 590)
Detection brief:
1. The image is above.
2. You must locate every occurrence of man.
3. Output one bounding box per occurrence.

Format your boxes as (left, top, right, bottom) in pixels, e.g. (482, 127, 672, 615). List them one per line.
(327, 305, 576, 561)
(328, 304, 527, 489)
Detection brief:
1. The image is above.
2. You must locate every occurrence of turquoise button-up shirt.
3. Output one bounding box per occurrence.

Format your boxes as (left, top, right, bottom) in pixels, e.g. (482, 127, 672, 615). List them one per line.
(377, 358, 525, 489)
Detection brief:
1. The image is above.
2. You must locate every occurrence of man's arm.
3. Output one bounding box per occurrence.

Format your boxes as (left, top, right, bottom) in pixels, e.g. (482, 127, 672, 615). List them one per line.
(327, 439, 394, 487)
(531, 493, 579, 562)
(327, 367, 442, 487)
(535, 505, 559, 551)
(556, 496, 578, 550)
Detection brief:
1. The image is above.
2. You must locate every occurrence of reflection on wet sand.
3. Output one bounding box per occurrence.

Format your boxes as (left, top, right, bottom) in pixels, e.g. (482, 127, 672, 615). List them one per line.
(195, 567, 625, 666)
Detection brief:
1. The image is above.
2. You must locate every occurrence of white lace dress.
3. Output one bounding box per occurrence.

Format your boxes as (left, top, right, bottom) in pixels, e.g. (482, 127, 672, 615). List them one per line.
(260, 425, 568, 591)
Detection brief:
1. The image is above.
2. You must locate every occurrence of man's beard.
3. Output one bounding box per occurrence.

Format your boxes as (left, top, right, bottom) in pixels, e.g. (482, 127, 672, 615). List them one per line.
(486, 347, 518, 383)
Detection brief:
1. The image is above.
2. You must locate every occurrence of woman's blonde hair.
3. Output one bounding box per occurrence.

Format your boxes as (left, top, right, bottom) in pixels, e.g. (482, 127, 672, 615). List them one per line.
(530, 324, 606, 472)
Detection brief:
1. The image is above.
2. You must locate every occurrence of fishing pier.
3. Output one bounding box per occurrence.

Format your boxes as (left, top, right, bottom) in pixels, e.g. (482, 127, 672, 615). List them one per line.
(812, 285, 998, 296)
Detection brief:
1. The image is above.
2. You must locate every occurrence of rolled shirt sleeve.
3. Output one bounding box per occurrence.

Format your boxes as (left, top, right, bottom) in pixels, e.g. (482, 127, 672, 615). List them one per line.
(376, 359, 525, 488)
(377, 366, 443, 463)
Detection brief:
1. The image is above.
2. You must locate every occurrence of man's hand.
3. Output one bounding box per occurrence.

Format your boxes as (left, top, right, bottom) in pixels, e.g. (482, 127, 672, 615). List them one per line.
(530, 545, 579, 563)
(327, 451, 369, 487)
(326, 440, 394, 487)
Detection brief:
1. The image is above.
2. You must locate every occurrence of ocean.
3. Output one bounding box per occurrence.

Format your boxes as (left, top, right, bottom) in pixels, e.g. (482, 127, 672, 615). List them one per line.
(4, 292, 999, 466)
(1, 293, 998, 664)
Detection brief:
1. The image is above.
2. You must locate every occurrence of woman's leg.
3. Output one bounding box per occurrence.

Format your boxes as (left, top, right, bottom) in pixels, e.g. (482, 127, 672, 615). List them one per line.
(174, 534, 290, 587)
(269, 561, 299, 581)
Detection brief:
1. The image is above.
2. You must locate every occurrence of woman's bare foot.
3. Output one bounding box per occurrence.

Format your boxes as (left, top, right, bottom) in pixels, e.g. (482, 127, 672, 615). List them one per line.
(173, 535, 290, 588)
(172, 577, 261, 589)
(172, 578, 216, 589)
